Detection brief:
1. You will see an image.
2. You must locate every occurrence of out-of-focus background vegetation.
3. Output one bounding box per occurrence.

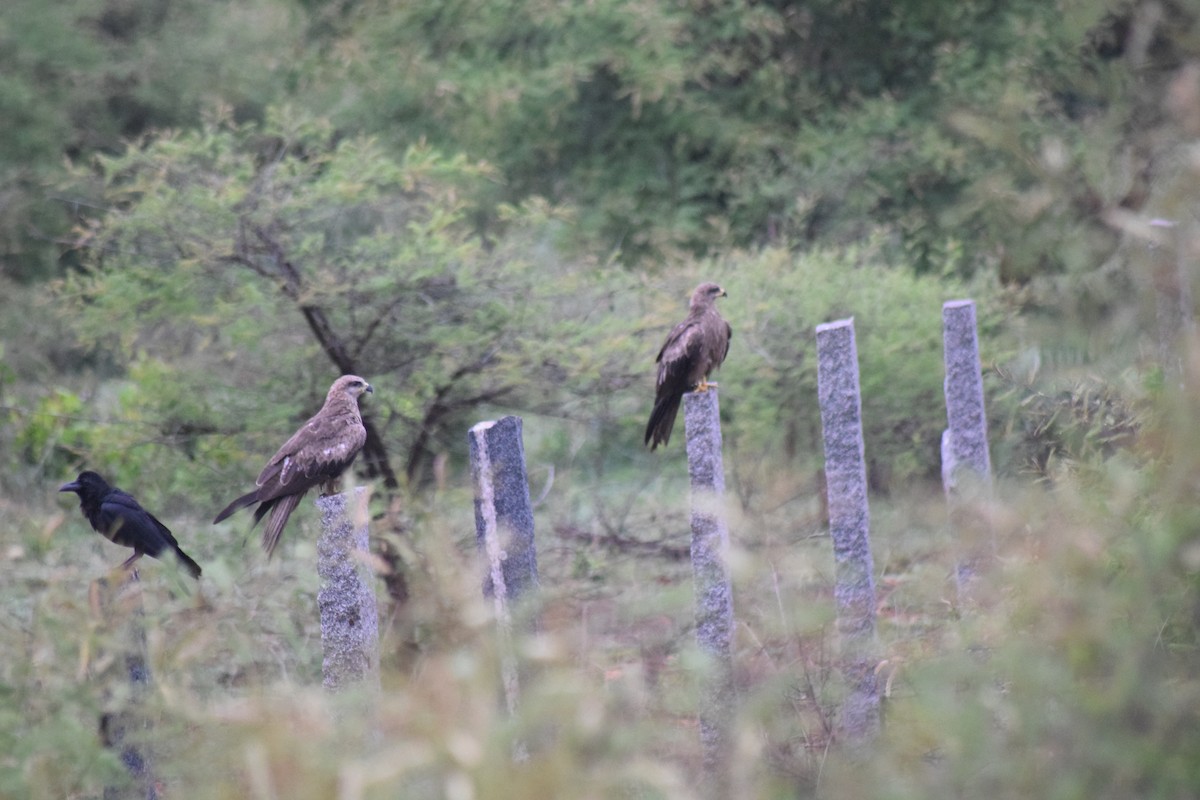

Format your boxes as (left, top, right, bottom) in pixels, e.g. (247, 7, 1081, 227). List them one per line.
(2, 0, 1200, 796)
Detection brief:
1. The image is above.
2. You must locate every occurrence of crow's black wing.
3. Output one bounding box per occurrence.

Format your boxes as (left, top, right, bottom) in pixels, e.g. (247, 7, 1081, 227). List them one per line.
(97, 490, 179, 557)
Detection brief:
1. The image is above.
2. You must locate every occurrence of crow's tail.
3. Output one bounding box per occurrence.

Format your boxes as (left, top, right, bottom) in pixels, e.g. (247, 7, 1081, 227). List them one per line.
(173, 546, 202, 579)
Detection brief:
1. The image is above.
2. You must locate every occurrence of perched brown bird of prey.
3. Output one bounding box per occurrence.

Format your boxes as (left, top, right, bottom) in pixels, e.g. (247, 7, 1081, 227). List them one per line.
(60, 471, 202, 578)
(213, 375, 373, 557)
(644, 282, 732, 450)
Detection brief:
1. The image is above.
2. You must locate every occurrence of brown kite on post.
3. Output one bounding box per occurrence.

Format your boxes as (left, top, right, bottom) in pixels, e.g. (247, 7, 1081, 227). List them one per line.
(213, 374, 373, 557)
(644, 282, 732, 450)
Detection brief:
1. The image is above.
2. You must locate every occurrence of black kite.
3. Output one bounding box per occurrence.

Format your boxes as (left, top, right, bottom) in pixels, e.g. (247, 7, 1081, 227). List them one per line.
(644, 282, 732, 450)
(213, 374, 373, 557)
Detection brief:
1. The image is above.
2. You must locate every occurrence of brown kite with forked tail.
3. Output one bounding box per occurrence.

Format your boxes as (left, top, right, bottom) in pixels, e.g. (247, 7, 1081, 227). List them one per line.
(214, 375, 373, 557)
(644, 282, 732, 450)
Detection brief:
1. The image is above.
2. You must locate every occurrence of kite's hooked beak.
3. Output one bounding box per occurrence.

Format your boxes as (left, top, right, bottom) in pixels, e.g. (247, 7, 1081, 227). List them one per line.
(364, 383, 374, 394)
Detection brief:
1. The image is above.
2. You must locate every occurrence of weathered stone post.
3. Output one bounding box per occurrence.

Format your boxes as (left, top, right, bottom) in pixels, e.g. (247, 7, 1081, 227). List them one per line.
(682, 389, 736, 794)
(941, 300, 992, 490)
(93, 574, 159, 800)
(815, 318, 880, 745)
(1147, 218, 1195, 376)
(469, 417, 540, 607)
(941, 300, 994, 595)
(316, 488, 381, 693)
(469, 415, 540, 760)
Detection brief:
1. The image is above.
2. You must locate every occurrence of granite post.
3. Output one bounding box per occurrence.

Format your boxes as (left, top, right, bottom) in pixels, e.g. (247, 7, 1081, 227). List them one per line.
(469, 416, 540, 607)
(94, 574, 159, 800)
(815, 318, 880, 745)
(316, 488, 381, 693)
(1147, 218, 1195, 376)
(941, 300, 995, 595)
(941, 300, 992, 489)
(683, 389, 736, 794)
(469, 415, 540, 760)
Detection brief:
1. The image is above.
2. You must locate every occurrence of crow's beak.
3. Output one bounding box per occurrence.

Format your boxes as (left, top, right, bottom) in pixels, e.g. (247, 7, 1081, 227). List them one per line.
(59, 481, 80, 493)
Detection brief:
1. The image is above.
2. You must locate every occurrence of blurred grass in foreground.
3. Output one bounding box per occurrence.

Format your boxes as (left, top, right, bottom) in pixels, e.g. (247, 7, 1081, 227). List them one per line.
(4, 355, 1200, 799)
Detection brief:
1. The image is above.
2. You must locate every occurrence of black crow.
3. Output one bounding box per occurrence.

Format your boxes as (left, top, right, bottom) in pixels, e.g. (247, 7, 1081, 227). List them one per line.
(60, 471, 202, 579)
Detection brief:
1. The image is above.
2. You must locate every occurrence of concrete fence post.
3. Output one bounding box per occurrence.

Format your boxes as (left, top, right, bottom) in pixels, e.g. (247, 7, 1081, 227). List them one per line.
(941, 300, 992, 490)
(683, 389, 736, 795)
(316, 488, 381, 693)
(93, 574, 159, 800)
(469, 415, 540, 761)
(1147, 218, 1195, 376)
(469, 416, 540, 607)
(815, 318, 880, 746)
(941, 300, 995, 595)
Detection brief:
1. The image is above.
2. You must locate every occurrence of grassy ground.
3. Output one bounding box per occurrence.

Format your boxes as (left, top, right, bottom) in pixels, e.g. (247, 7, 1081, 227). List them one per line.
(3, 403, 1199, 798)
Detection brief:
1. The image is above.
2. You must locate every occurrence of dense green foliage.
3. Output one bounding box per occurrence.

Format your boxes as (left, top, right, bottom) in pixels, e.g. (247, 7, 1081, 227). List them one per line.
(312, 0, 1141, 273)
(3, 0, 1200, 797)
(58, 109, 627, 489)
(0, 0, 300, 280)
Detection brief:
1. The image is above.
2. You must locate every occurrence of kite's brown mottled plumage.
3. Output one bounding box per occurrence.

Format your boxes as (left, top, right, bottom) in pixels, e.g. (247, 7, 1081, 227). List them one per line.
(213, 375, 373, 557)
(644, 282, 732, 450)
